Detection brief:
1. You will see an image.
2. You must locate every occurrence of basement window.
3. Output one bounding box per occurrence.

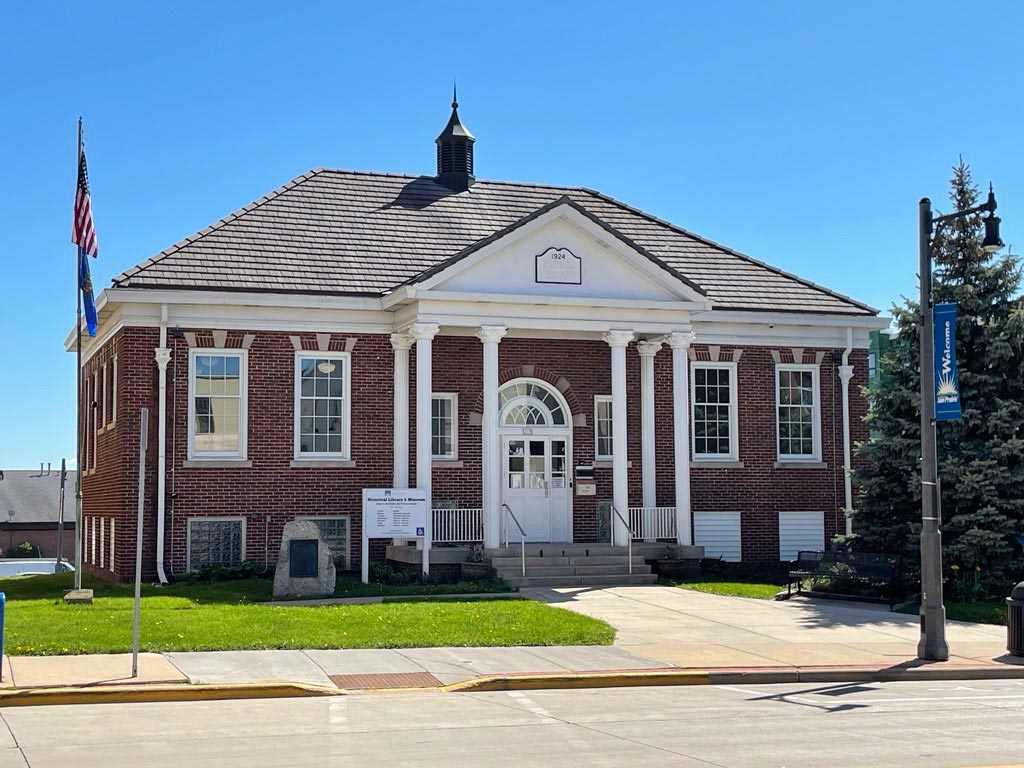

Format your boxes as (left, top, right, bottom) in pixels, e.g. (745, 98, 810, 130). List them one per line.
(296, 515, 350, 570)
(187, 517, 245, 572)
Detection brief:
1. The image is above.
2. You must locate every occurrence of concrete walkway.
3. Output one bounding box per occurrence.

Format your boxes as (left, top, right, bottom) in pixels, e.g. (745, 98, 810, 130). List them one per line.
(522, 585, 1013, 672)
(3, 587, 1019, 693)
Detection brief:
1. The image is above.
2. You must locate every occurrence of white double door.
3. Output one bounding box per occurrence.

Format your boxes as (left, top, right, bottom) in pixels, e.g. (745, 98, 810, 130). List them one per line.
(501, 433, 571, 542)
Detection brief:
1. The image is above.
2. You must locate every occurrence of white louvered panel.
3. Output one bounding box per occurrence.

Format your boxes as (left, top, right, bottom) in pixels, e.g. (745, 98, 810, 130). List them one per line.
(693, 511, 742, 562)
(778, 511, 825, 561)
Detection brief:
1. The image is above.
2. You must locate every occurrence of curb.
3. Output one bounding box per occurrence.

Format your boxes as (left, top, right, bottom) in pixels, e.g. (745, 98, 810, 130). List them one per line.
(0, 682, 338, 708)
(446, 670, 710, 692)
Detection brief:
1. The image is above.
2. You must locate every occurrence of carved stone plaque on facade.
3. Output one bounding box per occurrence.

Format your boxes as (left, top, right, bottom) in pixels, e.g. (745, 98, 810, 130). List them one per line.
(273, 519, 336, 599)
(535, 247, 582, 285)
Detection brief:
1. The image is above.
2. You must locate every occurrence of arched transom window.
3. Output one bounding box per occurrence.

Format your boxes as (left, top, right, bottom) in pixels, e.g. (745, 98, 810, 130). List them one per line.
(499, 379, 569, 427)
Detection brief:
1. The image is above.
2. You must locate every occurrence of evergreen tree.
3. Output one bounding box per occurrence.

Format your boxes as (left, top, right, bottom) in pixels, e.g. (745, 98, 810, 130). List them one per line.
(854, 161, 1024, 597)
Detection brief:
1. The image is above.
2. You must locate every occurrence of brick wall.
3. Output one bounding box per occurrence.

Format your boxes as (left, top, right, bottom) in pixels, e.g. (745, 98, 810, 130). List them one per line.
(80, 326, 871, 581)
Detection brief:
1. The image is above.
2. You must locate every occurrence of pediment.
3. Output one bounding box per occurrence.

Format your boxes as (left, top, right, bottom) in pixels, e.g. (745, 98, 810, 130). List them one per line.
(413, 199, 708, 305)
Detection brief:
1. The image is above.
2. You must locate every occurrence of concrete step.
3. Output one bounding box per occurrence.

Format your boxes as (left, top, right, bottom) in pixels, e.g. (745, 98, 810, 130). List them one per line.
(503, 573, 659, 588)
(488, 545, 630, 557)
(491, 562, 652, 577)
(489, 555, 647, 568)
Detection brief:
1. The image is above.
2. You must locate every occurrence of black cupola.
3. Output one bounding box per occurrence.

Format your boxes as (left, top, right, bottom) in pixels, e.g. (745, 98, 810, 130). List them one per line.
(435, 87, 475, 192)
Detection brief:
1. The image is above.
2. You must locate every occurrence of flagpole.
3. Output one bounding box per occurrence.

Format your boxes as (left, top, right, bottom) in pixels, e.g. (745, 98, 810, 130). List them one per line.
(74, 116, 84, 590)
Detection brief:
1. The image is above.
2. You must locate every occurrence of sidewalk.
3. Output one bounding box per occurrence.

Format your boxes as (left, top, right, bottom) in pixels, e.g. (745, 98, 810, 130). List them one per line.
(3, 587, 1021, 701)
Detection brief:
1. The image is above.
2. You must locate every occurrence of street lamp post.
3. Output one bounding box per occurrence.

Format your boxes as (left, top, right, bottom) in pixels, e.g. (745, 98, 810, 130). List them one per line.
(917, 186, 1002, 661)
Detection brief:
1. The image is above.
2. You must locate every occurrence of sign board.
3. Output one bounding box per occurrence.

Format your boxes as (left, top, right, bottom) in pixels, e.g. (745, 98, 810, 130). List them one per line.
(535, 247, 582, 285)
(934, 302, 961, 421)
(362, 488, 427, 538)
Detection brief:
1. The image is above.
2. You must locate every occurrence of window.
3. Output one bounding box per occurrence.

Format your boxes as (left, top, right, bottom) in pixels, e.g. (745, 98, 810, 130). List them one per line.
(294, 352, 350, 459)
(111, 356, 118, 425)
(297, 516, 350, 569)
(431, 393, 458, 459)
(498, 380, 568, 426)
(778, 511, 825, 561)
(101, 364, 108, 427)
(189, 350, 247, 458)
(594, 396, 613, 460)
(188, 517, 245, 572)
(692, 363, 738, 460)
(91, 371, 98, 469)
(776, 365, 821, 461)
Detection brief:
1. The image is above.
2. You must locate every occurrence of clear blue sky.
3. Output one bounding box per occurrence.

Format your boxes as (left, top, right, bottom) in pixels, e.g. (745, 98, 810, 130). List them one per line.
(1, 1, 1021, 470)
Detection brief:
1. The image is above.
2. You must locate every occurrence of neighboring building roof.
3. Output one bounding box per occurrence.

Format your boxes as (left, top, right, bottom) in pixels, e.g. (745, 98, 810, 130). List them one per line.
(0, 469, 77, 525)
(112, 169, 877, 316)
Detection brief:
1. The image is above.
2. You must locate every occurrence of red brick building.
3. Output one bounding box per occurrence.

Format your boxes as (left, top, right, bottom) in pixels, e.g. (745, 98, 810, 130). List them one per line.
(69, 100, 886, 583)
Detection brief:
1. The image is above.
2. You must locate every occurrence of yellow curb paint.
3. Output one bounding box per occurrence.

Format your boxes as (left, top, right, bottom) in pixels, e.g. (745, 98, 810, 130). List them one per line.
(0, 683, 338, 708)
(445, 671, 711, 693)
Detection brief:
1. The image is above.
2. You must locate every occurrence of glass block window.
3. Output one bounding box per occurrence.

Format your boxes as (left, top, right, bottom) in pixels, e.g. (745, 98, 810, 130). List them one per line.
(692, 364, 737, 459)
(777, 366, 820, 460)
(431, 394, 458, 459)
(295, 353, 350, 458)
(499, 380, 568, 427)
(191, 352, 245, 457)
(594, 396, 613, 459)
(298, 516, 350, 569)
(188, 518, 244, 572)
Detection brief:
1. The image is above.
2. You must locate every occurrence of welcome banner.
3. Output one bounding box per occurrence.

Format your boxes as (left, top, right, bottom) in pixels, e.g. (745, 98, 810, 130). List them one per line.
(934, 302, 961, 421)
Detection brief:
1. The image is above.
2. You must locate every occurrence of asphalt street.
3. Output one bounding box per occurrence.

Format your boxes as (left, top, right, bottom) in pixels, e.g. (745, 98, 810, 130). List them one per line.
(2, 679, 1023, 767)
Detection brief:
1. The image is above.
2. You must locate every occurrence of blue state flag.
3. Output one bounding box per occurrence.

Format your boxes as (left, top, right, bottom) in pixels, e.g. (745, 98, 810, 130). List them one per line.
(79, 249, 97, 337)
(934, 302, 961, 421)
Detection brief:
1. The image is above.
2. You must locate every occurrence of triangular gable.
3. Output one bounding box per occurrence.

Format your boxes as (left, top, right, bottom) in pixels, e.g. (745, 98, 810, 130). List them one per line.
(408, 197, 709, 305)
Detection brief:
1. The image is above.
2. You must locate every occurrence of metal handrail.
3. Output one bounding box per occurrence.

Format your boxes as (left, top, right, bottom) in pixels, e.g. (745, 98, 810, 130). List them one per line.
(502, 503, 527, 578)
(609, 504, 633, 575)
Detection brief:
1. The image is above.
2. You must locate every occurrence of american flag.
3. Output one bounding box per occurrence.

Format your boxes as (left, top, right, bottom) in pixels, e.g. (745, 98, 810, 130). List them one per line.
(72, 150, 99, 257)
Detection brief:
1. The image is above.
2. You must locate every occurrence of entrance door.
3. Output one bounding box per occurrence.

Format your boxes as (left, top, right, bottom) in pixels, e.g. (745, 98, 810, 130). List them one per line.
(502, 436, 570, 542)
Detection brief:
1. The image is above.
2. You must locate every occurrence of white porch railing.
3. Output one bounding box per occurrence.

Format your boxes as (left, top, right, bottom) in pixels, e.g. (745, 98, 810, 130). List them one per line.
(628, 506, 677, 541)
(432, 508, 484, 544)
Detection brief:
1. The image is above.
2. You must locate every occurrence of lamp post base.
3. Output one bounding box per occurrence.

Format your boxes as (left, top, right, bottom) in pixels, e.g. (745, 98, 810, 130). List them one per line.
(918, 603, 949, 661)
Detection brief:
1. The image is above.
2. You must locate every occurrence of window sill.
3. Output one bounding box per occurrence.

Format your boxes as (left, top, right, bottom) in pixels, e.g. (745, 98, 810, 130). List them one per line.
(184, 459, 253, 468)
(289, 459, 356, 468)
(592, 460, 633, 469)
(433, 459, 464, 468)
(692, 460, 744, 469)
(774, 461, 827, 469)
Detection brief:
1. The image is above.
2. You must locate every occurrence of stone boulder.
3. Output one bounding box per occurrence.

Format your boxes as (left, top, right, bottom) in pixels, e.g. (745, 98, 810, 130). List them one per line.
(272, 520, 336, 600)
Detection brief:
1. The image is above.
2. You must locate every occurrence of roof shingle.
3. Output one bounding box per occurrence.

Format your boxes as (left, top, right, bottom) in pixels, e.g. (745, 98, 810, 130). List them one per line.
(113, 170, 876, 315)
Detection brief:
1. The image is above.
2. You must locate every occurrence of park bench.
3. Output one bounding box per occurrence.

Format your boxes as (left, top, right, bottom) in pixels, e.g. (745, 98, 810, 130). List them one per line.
(787, 550, 902, 608)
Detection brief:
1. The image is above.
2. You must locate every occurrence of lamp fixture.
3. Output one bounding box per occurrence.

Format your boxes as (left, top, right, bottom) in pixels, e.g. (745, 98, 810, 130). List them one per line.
(316, 361, 337, 375)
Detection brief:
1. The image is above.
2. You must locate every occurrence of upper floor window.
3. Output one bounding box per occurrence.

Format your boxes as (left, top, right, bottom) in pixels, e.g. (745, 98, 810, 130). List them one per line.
(594, 395, 613, 460)
(692, 362, 738, 460)
(294, 352, 350, 459)
(432, 393, 458, 459)
(189, 350, 247, 459)
(776, 364, 821, 461)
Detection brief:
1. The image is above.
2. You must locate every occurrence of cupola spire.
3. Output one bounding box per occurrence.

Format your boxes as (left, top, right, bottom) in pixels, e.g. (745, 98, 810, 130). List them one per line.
(435, 86, 475, 192)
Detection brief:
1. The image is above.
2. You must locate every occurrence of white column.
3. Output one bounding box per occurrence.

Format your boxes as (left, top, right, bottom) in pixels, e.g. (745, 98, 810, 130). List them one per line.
(604, 330, 635, 546)
(668, 332, 695, 546)
(477, 325, 507, 549)
(839, 363, 855, 536)
(637, 340, 662, 541)
(390, 333, 413, 488)
(410, 322, 440, 574)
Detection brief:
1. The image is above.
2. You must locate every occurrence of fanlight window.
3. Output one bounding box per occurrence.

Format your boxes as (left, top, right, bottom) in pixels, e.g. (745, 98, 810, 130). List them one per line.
(499, 381, 568, 427)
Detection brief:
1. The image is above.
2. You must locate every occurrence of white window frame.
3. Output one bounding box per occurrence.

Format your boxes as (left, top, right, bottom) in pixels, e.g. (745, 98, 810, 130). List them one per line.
(293, 351, 351, 461)
(431, 393, 459, 460)
(775, 364, 822, 462)
(296, 515, 351, 569)
(101, 363, 108, 428)
(188, 348, 249, 460)
(109, 517, 116, 572)
(594, 395, 613, 460)
(111, 355, 118, 426)
(91, 370, 98, 469)
(186, 516, 247, 573)
(691, 361, 739, 461)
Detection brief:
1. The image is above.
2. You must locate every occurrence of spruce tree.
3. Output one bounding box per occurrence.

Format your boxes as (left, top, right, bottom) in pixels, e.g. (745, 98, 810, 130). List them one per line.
(854, 160, 1024, 597)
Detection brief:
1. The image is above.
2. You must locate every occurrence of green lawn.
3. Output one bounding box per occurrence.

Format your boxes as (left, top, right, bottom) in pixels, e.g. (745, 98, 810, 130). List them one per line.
(897, 601, 1006, 626)
(667, 577, 784, 600)
(0, 573, 613, 655)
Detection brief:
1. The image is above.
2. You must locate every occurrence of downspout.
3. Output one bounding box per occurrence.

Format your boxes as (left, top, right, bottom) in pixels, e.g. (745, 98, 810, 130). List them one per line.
(154, 304, 171, 583)
(839, 327, 855, 537)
